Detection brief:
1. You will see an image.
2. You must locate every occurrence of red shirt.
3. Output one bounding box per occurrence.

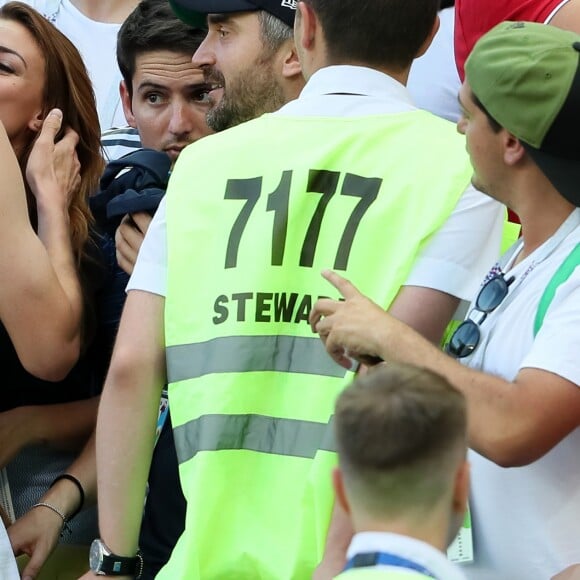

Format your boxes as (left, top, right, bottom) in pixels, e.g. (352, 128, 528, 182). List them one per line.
(455, 0, 565, 80)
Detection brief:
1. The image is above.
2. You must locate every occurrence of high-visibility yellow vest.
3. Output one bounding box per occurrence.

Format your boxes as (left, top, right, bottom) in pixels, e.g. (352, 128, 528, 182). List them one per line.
(161, 111, 472, 580)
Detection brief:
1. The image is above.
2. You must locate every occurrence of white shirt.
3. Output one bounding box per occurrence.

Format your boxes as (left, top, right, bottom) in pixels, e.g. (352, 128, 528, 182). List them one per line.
(462, 209, 580, 579)
(341, 532, 467, 580)
(408, 7, 461, 123)
(1, 0, 127, 130)
(129, 65, 503, 298)
(0, 518, 18, 580)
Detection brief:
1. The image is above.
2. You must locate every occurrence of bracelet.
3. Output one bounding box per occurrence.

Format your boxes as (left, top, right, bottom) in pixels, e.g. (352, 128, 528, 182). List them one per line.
(32, 502, 72, 537)
(50, 474, 85, 521)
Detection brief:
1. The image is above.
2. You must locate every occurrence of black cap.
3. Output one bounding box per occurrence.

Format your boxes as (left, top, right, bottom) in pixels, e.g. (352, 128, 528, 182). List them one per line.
(169, 0, 297, 28)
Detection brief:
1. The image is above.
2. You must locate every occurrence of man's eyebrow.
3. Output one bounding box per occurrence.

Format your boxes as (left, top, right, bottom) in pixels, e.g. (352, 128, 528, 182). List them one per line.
(0, 46, 26, 68)
(137, 81, 214, 92)
(137, 81, 166, 92)
(207, 13, 232, 25)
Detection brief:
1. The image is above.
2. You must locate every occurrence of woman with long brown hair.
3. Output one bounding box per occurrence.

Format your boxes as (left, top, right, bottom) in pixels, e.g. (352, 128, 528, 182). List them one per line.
(0, 0, 105, 555)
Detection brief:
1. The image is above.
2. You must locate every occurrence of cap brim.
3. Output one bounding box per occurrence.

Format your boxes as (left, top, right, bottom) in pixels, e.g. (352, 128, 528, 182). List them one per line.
(169, 0, 258, 27)
(525, 144, 580, 207)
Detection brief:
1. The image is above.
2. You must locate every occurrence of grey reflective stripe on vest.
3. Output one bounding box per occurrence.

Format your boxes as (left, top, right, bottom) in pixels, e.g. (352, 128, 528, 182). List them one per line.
(166, 335, 347, 383)
(173, 413, 336, 465)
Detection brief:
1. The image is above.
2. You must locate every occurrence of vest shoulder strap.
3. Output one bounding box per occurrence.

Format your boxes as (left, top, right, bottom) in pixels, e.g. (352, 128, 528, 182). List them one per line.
(534, 242, 580, 336)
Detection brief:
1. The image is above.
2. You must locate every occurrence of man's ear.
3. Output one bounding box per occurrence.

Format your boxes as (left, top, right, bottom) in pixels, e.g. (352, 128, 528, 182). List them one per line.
(120, 80, 137, 129)
(503, 132, 527, 166)
(281, 43, 302, 80)
(296, 0, 317, 51)
(416, 14, 440, 59)
(332, 467, 351, 515)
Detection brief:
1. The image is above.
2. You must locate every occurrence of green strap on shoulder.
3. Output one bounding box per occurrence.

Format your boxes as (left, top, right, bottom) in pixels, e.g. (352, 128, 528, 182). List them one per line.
(534, 243, 580, 336)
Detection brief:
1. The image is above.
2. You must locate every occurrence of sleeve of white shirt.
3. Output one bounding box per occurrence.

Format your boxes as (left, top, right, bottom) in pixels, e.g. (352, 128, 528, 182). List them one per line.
(520, 270, 580, 386)
(126, 196, 168, 297)
(404, 184, 504, 301)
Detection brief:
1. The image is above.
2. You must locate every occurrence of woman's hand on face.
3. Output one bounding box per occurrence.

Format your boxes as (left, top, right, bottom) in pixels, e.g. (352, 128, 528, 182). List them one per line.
(25, 109, 81, 209)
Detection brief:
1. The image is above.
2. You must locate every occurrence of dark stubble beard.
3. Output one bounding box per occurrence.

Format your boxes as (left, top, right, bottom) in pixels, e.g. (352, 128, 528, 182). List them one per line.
(206, 56, 286, 132)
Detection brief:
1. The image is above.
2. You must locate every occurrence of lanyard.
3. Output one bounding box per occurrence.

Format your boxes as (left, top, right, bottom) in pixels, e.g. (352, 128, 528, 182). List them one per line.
(154, 389, 169, 447)
(465, 208, 580, 368)
(500, 208, 580, 274)
(344, 552, 436, 578)
(483, 208, 580, 316)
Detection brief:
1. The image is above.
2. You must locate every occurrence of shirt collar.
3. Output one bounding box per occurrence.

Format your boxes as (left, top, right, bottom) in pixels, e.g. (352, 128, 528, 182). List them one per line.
(299, 65, 414, 105)
(346, 532, 467, 580)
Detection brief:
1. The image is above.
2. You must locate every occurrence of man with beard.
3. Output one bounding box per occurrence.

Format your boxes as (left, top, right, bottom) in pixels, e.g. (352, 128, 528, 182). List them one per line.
(89, 0, 504, 578)
(194, 15, 299, 132)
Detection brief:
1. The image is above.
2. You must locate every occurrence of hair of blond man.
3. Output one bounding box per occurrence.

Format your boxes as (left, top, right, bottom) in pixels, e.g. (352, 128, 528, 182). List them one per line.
(334, 363, 467, 519)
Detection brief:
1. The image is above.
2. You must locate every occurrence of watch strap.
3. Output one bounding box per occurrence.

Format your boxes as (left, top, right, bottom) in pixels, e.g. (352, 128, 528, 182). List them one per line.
(98, 551, 143, 578)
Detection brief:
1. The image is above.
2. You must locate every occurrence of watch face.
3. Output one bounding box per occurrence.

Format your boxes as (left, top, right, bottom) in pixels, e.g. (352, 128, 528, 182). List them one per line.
(89, 539, 103, 571)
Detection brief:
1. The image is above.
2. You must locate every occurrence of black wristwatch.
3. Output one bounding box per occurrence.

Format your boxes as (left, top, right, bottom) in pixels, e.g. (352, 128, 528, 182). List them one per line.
(89, 538, 143, 578)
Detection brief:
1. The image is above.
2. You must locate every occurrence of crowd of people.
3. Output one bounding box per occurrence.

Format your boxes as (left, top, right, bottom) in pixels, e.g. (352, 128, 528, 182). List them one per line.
(0, 0, 578, 579)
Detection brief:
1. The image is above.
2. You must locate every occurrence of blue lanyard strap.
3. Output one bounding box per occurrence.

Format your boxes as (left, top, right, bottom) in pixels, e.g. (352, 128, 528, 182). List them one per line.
(344, 552, 436, 578)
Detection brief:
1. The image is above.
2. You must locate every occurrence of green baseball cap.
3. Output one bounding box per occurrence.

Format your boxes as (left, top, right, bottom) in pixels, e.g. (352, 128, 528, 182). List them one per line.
(465, 21, 580, 206)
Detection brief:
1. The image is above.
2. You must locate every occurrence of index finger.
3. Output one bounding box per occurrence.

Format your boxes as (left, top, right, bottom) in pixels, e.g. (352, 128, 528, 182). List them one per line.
(321, 269, 360, 299)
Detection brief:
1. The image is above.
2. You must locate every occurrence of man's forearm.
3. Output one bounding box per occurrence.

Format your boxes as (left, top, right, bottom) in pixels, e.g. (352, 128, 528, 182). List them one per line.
(96, 290, 166, 556)
(311, 272, 580, 468)
(371, 317, 579, 466)
(96, 364, 161, 555)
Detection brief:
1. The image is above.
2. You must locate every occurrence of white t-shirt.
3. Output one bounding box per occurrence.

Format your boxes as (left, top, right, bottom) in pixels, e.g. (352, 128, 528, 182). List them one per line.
(0, 0, 127, 130)
(408, 7, 461, 123)
(461, 209, 580, 579)
(128, 66, 504, 298)
(0, 518, 18, 580)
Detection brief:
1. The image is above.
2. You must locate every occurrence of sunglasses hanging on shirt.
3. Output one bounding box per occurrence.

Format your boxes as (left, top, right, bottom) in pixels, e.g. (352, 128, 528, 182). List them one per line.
(446, 272, 515, 358)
